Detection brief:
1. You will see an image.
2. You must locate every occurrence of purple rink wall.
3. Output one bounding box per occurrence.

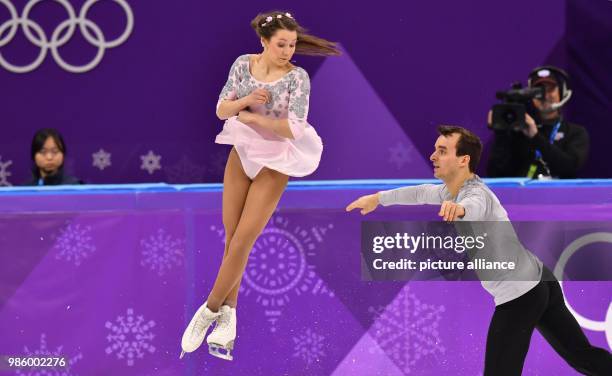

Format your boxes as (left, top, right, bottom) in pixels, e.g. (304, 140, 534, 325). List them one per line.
(0, 179, 611, 376)
(1, 0, 612, 185)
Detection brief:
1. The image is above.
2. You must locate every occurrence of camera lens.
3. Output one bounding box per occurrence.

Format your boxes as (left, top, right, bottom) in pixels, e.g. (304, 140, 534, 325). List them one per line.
(503, 110, 517, 123)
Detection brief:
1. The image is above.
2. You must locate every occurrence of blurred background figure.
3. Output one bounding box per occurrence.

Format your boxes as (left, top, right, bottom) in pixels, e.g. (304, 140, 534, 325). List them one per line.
(487, 66, 589, 179)
(25, 128, 82, 186)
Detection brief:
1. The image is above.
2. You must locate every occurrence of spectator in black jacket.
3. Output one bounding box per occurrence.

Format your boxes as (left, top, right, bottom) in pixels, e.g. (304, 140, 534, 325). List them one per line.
(25, 128, 82, 186)
(487, 66, 589, 179)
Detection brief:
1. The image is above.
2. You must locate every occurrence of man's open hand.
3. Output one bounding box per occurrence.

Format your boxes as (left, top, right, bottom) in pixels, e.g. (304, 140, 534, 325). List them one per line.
(346, 194, 380, 215)
(439, 201, 465, 222)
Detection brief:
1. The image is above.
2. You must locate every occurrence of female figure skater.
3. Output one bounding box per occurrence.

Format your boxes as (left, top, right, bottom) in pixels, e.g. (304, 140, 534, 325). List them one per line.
(180, 11, 339, 361)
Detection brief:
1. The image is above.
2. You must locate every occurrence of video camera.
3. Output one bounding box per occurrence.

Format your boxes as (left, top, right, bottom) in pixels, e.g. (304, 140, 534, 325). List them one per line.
(490, 83, 544, 131)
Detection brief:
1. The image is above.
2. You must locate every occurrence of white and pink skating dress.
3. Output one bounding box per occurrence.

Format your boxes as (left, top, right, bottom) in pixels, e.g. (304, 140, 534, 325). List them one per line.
(215, 54, 322, 179)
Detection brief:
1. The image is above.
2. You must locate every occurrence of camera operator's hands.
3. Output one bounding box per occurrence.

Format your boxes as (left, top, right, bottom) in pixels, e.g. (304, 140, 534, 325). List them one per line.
(522, 113, 538, 138)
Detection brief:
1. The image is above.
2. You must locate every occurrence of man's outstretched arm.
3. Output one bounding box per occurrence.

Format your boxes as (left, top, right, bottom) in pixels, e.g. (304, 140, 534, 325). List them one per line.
(346, 184, 444, 215)
(378, 184, 444, 206)
(456, 192, 487, 221)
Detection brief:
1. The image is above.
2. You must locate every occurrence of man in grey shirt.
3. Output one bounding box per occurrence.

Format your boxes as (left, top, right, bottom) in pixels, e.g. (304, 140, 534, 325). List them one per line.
(346, 126, 611, 375)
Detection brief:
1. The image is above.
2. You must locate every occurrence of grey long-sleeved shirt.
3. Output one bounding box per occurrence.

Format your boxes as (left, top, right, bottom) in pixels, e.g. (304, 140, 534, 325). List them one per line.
(378, 175, 543, 305)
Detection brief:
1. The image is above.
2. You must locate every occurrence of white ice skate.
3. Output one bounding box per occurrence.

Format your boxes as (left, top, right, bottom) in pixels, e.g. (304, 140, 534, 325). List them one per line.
(180, 301, 222, 359)
(206, 305, 236, 361)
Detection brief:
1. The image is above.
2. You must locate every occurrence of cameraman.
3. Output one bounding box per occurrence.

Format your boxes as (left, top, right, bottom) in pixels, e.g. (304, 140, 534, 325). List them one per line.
(487, 66, 589, 178)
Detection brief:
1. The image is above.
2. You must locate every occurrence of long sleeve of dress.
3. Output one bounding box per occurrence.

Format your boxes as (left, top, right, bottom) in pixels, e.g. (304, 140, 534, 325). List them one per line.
(287, 68, 311, 140)
(216, 55, 245, 111)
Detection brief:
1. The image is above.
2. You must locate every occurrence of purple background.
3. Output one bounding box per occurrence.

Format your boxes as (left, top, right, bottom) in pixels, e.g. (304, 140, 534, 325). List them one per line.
(0, 181, 611, 375)
(1, 0, 611, 186)
(1, 0, 612, 375)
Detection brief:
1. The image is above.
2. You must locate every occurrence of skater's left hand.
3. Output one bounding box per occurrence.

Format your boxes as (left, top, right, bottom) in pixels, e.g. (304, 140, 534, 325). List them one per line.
(346, 193, 380, 215)
(439, 201, 465, 222)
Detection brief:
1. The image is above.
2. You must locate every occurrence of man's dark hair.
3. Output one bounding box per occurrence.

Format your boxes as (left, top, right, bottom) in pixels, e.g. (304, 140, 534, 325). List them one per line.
(437, 125, 482, 173)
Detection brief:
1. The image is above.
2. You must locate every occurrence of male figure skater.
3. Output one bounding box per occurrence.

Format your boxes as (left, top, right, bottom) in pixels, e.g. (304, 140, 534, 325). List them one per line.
(346, 125, 612, 375)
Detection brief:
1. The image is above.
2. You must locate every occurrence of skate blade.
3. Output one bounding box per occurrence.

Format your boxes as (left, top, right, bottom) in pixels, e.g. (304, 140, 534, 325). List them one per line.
(180, 350, 185, 359)
(208, 343, 234, 361)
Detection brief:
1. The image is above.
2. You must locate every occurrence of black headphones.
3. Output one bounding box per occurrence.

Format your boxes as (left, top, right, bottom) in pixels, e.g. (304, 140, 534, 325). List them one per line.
(528, 65, 572, 108)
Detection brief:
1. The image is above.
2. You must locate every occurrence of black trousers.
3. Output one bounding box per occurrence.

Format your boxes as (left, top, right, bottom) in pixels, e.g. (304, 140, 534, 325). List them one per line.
(484, 267, 612, 375)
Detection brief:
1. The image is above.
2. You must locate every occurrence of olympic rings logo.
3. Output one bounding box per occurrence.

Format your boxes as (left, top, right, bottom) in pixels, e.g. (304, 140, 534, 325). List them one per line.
(0, 0, 133, 73)
(554, 232, 612, 350)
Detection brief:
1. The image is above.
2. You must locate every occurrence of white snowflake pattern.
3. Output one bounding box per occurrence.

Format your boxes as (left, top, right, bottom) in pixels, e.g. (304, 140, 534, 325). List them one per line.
(140, 228, 184, 276)
(105, 308, 156, 366)
(0, 155, 13, 186)
(210, 214, 335, 332)
(293, 328, 326, 366)
(140, 150, 162, 175)
(15, 333, 83, 376)
(53, 223, 96, 266)
(368, 285, 446, 374)
(92, 149, 112, 171)
(165, 155, 205, 183)
(388, 142, 413, 170)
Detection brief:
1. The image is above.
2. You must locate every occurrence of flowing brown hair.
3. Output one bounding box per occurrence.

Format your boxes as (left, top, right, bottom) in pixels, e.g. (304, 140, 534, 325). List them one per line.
(251, 11, 341, 56)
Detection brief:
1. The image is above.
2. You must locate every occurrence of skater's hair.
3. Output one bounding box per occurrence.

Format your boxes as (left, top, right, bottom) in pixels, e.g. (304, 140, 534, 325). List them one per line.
(437, 125, 482, 173)
(31, 128, 66, 161)
(251, 11, 341, 56)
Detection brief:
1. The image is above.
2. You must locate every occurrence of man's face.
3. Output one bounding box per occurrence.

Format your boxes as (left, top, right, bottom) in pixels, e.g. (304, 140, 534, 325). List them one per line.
(532, 83, 561, 120)
(429, 133, 468, 179)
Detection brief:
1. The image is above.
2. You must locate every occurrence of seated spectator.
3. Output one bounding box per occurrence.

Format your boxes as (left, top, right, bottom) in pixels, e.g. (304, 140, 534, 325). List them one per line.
(25, 128, 82, 186)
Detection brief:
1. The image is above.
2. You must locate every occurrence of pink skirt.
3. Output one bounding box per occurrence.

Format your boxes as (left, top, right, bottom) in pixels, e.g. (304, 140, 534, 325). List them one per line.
(215, 116, 323, 179)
